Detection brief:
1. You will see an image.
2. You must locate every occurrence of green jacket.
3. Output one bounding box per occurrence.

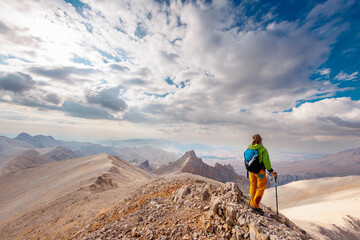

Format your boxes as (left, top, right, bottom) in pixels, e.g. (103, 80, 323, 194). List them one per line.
(248, 144, 272, 171)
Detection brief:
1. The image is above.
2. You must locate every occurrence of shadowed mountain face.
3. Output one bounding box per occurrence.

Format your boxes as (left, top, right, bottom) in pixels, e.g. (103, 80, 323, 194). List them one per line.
(153, 150, 249, 192)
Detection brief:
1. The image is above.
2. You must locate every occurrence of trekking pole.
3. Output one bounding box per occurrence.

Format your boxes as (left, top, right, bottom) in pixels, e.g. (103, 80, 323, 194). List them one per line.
(275, 177, 278, 220)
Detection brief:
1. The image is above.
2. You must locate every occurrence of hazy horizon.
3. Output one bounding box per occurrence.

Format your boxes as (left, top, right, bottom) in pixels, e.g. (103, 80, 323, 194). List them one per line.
(0, 131, 335, 162)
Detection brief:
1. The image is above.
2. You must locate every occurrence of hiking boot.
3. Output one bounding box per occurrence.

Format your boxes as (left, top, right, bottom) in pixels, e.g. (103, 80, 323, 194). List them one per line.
(251, 206, 264, 216)
(249, 202, 263, 211)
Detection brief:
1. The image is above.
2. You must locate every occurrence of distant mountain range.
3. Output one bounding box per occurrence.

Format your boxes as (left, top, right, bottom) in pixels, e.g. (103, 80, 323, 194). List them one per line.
(3, 132, 360, 187)
(2, 147, 78, 174)
(101, 138, 325, 176)
(268, 147, 360, 186)
(1, 132, 179, 168)
(15, 133, 59, 148)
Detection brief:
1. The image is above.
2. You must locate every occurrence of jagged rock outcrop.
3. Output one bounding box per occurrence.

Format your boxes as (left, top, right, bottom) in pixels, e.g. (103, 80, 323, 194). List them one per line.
(89, 173, 118, 192)
(74, 176, 312, 239)
(154, 150, 249, 192)
(181, 150, 239, 183)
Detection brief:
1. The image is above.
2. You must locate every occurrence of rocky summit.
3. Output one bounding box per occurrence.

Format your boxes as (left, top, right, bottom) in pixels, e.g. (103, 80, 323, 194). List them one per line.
(153, 150, 250, 192)
(74, 175, 311, 240)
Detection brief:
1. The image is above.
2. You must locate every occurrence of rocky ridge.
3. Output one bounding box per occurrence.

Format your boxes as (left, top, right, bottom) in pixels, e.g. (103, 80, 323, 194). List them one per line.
(154, 151, 249, 192)
(181, 151, 240, 183)
(75, 176, 311, 240)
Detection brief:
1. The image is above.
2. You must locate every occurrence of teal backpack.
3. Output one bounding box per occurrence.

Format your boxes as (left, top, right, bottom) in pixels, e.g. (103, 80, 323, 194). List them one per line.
(244, 148, 263, 177)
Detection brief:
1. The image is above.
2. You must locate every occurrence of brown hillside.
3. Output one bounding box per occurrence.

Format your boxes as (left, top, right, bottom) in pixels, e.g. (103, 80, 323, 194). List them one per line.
(0, 153, 153, 240)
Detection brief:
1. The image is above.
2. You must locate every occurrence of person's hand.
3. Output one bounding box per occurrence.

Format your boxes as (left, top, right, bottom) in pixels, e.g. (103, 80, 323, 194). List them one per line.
(271, 171, 278, 179)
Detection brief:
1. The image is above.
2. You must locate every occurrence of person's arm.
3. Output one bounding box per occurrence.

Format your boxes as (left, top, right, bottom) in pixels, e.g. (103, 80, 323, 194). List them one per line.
(262, 148, 278, 179)
(261, 148, 272, 171)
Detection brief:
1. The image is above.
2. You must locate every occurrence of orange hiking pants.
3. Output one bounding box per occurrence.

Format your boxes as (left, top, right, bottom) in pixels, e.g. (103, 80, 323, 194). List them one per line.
(249, 169, 267, 209)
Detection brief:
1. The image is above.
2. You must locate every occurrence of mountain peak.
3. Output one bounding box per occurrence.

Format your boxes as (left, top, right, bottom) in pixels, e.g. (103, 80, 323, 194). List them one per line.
(151, 150, 202, 175)
(151, 150, 249, 192)
(181, 153, 240, 183)
(183, 150, 202, 165)
(16, 132, 32, 140)
(184, 150, 196, 158)
(15, 132, 59, 148)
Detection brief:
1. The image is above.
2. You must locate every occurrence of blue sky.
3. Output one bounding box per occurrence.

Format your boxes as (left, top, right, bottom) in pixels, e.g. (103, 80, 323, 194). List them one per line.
(0, 0, 359, 153)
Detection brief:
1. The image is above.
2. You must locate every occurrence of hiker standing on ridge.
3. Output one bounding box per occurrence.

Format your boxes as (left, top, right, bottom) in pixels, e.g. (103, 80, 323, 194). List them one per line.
(244, 134, 277, 215)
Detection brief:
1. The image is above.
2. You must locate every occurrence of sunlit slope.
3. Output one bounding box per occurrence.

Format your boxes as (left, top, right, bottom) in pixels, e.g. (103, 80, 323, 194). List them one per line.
(0, 153, 152, 226)
(262, 176, 360, 239)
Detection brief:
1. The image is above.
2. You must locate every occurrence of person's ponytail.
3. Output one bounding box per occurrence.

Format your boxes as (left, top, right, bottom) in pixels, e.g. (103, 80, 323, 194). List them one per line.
(252, 134, 263, 145)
